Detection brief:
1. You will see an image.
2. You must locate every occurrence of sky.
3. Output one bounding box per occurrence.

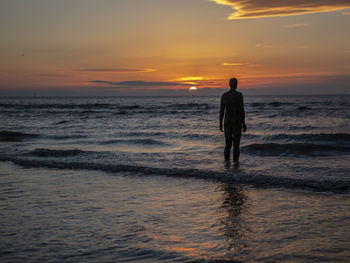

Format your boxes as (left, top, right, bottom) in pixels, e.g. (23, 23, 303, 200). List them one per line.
(0, 0, 350, 96)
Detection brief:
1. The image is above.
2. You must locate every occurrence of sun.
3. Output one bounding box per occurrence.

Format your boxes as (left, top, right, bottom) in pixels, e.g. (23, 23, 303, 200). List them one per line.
(189, 86, 197, 91)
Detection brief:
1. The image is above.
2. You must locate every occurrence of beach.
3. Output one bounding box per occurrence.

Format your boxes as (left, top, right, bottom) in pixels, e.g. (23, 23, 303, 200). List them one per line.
(1, 95, 350, 262)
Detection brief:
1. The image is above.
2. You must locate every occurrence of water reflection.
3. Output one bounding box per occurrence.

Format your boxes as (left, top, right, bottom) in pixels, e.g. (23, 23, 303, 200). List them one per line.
(217, 183, 248, 255)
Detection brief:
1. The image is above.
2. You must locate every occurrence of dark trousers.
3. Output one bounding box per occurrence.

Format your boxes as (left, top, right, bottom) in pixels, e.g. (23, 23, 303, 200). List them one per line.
(224, 124, 242, 161)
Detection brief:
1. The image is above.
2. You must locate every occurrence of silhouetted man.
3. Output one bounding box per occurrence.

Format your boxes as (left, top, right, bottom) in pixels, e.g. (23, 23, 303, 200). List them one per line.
(220, 78, 247, 163)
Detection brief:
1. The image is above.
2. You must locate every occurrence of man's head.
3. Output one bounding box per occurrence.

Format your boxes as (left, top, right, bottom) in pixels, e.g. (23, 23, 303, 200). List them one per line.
(229, 78, 238, 90)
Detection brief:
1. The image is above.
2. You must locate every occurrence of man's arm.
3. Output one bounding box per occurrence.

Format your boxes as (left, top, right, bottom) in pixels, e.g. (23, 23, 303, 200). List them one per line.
(240, 95, 247, 132)
(220, 96, 225, 132)
(240, 94, 247, 132)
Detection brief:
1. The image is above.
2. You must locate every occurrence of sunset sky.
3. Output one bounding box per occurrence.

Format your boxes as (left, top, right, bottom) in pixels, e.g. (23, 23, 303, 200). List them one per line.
(1, 0, 350, 95)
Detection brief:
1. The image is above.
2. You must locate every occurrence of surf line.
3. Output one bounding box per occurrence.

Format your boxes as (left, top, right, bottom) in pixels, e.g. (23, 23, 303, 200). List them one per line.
(0, 156, 349, 193)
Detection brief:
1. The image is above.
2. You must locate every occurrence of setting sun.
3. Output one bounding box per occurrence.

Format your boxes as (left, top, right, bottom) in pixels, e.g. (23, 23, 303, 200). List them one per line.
(189, 87, 197, 91)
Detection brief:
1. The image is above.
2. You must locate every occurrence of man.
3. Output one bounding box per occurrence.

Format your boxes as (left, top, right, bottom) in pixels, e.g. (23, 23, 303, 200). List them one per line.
(220, 78, 247, 163)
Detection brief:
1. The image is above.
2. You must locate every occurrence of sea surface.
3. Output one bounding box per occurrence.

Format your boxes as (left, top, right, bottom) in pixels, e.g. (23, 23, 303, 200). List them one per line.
(1, 95, 350, 262)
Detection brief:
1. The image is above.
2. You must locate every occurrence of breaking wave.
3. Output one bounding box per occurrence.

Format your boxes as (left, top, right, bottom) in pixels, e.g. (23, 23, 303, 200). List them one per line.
(1, 155, 349, 192)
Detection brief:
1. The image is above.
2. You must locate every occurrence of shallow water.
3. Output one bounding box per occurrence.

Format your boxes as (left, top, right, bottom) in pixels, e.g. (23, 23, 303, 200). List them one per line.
(1, 162, 349, 262)
(0, 95, 350, 262)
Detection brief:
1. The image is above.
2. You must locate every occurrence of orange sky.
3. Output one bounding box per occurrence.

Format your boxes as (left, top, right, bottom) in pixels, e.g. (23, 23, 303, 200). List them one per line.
(0, 0, 350, 95)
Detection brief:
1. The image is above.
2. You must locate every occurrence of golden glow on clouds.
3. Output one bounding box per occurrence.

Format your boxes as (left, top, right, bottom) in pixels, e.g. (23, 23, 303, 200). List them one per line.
(222, 62, 250, 66)
(245, 71, 339, 79)
(78, 68, 157, 73)
(211, 0, 350, 19)
(175, 76, 213, 82)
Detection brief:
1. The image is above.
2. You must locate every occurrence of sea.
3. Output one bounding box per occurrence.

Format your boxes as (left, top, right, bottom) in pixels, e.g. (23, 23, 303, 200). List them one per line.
(0, 94, 349, 262)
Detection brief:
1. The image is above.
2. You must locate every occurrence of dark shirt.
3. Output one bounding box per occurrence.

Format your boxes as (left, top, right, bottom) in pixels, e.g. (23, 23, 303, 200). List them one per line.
(220, 90, 245, 126)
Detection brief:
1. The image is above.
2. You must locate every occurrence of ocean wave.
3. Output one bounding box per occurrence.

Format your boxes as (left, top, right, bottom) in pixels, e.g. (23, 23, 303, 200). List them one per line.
(49, 134, 87, 140)
(0, 130, 39, 142)
(30, 148, 83, 157)
(167, 103, 212, 109)
(53, 120, 70, 125)
(119, 131, 166, 137)
(269, 101, 293, 107)
(1, 156, 349, 192)
(242, 143, 350, 156)
(0, 103, 113, 110)
(101, 138, 170, 146)
(250, 102, 295, 108)
(0, 102, 213, 111)
(297, 106, 312, 111)
(0, 102, 214, 116)
(265, 133, 350, 143)
(117, 131, 215, 141)
(182, 133, 213, 140)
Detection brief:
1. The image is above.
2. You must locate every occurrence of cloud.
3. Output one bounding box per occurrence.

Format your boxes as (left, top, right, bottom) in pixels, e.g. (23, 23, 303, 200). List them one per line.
(90, 80, 187, 88)
(78, 68, 157, 73)
(285, 23, 310, 28)
(211, 0, 350, 19)
(222, 62, 250, 66)
(246, 71, 339, 79)
(256, 43, 283, 48)
(174, 76, 213, 82)
(27, 73, 70, 77)
(342, 11, 350, 15)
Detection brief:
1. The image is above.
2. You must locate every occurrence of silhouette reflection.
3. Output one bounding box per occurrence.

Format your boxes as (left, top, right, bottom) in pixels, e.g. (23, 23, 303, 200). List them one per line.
(217, 183, 248, 253)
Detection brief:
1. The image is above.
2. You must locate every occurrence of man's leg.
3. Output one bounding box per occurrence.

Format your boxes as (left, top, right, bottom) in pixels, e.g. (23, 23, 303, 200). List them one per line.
(224, 125, 233, 161)
(232, 126, 242, 162)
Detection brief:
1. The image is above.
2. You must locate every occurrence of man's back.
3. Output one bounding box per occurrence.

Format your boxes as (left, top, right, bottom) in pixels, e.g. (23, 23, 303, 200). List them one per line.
(220, 90, 244, 126)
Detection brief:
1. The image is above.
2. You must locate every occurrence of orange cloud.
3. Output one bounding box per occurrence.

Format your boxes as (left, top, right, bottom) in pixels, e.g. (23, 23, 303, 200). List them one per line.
(78, 68, 157, 73)
(244, 71, 339, 79)
(89, 80, 188, 88)
(211, 0, 350, 19)
(174, 76, 213, 82)
(27, 73, 70, 77)
(172, 76, 216, 85)
(222, 62, 250, 66)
